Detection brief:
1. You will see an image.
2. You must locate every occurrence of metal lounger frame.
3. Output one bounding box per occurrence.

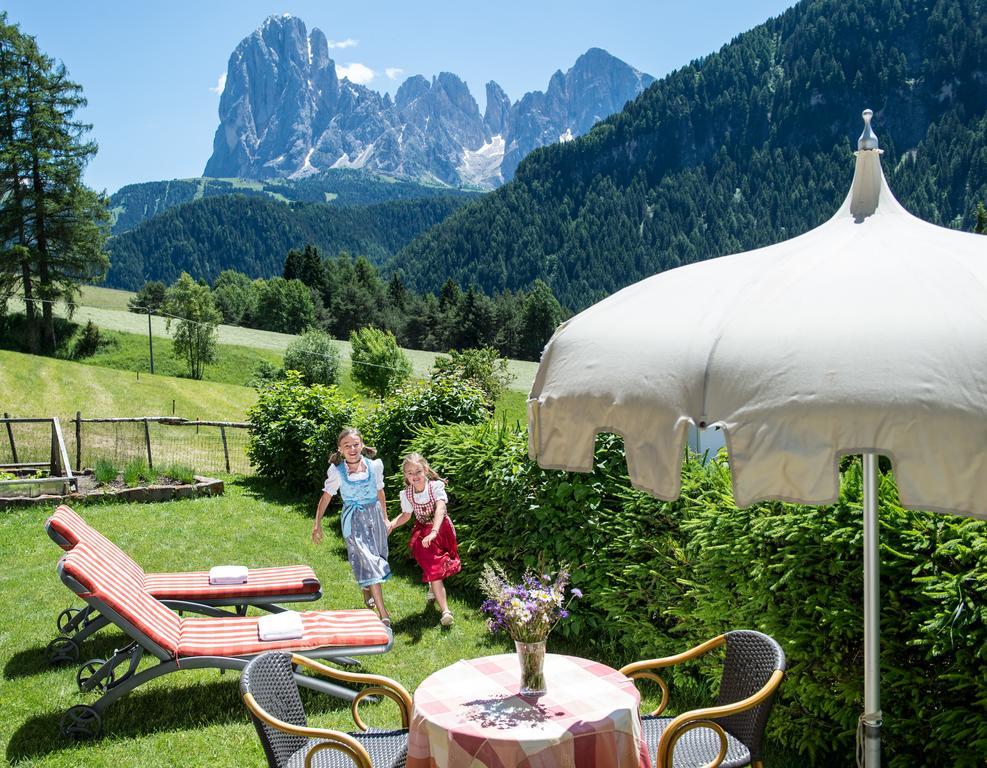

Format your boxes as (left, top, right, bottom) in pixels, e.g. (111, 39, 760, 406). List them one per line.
(57, 564, 392, 738)
(45, 520, 323, 663)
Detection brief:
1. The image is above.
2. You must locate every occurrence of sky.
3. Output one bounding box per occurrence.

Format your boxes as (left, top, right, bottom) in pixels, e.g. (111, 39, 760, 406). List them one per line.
(3, 1, 797, 194)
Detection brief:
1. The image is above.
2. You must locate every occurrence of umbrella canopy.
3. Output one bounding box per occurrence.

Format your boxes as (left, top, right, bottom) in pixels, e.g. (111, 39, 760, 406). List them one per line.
(527, 110, 987, 766)
(528, 112, 987, 518)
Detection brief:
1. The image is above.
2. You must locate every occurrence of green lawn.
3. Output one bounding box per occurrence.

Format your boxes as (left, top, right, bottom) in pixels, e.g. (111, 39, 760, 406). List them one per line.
(0, 480, 658, 768)
(19, 290, 540, 393)
(0, 350, 259, 422)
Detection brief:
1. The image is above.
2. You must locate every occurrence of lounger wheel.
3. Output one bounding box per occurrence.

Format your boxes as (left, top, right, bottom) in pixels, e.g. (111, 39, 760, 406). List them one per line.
(56, 607, 82, 633)
(45, 636, 80, 665)
(77, 659, 114, 692)
(60, 705, 103, 740)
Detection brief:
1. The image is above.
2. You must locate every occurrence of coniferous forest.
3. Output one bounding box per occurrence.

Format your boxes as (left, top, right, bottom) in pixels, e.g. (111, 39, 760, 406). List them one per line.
(390, 0, 987, 310)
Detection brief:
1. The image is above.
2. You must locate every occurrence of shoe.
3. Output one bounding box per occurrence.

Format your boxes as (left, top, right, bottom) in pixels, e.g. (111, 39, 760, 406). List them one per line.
(381, 616, 392, 628)
(440, 610, 454, 627)
(362, 589, 376, 610)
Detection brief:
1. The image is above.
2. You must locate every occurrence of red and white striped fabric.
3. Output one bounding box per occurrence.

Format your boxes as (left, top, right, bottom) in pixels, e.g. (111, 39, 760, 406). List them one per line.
(60, 542, 390, 659)
(177, 610, 390, 657)
(60, 541, 181, 654)
(47, 505, 321, 600)
(144, 566, 320, 600)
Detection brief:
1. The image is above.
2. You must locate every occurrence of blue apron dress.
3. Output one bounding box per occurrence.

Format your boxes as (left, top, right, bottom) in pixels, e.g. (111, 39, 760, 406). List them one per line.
(337, 458, 391, 588)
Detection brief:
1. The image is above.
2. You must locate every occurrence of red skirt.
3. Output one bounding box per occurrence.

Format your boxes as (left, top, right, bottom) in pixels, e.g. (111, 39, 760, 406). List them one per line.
(409, 516, 461, 583)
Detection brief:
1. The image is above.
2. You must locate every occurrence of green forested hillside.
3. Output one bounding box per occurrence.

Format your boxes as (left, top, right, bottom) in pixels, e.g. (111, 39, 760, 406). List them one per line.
(105, 194, 469, 289)
(389, 0, 987, 310)
(108, 169, 477, 234)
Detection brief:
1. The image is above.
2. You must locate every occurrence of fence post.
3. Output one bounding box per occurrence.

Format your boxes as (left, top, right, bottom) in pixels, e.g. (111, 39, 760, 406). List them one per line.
(3, 412, 16, 463)
(143, 418, 153, 469)
(75, 411, 82, 471)
(220, 426, 231, 474)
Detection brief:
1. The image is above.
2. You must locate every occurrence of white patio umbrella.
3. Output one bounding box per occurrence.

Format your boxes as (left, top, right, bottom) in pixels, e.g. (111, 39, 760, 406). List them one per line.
(527, 110, 987, 767)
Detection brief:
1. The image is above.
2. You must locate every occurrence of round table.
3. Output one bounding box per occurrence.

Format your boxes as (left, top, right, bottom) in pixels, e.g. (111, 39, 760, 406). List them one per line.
(407, 653, 651, 768)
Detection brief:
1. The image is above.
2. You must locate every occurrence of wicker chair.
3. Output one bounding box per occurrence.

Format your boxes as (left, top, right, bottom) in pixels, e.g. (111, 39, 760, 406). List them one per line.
(620, 630, 786, 768)
(241, 652, 411, 768)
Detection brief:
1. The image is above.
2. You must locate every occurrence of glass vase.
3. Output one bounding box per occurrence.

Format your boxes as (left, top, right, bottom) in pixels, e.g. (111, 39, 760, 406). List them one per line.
(515, 639, 547, 697)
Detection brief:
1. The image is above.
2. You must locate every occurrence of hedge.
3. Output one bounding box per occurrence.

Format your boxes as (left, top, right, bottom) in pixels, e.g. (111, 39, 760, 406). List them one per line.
(405, 421, 987, 766)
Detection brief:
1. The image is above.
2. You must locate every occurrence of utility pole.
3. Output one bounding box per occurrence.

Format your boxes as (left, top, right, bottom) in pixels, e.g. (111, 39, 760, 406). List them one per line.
(147, 308, 155, 374)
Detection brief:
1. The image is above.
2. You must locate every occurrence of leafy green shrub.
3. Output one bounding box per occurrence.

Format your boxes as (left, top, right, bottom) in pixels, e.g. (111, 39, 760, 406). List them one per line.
(247, 369, 360, 488)
(349, 327, 412, 397)
(163, 463, 195, 484)
(122, 458, 152, 487)
(360, 378, 491, 471)
(72, 320, 112, 359)
(430, 347, 514, 403)
(283, 328, 341, 386)
(93, 459, 117, 485)
(247, 360, 285, 389)
(0, 470, 14, 481)
(406, 422, 987, 766)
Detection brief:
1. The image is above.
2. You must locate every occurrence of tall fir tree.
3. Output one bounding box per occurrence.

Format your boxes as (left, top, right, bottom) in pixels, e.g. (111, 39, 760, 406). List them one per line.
(0, 13, 108, 353)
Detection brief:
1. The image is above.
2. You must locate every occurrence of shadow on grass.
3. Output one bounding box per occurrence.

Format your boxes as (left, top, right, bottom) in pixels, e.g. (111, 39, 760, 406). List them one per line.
(5, 632, 131, 680)
(6, 674, 355, 763)
(237, 475, 310, 508)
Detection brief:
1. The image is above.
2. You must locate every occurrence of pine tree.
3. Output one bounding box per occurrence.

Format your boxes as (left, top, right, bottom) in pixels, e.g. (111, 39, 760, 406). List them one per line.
(0, 14, 109, 353)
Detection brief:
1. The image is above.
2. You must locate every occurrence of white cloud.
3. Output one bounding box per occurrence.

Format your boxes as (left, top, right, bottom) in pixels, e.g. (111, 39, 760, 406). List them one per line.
(385, 67, 404, 81)
(336, 63, 375, 85)
(209, 72, 227, 95)
(328, 38, 358, 49)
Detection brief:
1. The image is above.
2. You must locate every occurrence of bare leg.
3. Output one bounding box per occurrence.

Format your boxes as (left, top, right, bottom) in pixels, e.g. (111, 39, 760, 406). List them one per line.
(369, 583, 388, 621)
(361, 587, 374, 609)
(430, 580, 449, 614)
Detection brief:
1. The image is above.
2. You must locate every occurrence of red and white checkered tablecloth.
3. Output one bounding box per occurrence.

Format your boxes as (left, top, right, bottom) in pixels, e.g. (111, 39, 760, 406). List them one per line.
(407, 653, 651, 768)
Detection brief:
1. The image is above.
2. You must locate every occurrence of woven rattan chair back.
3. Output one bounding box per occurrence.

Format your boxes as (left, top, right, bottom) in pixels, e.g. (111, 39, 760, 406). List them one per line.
(241, 652, 308, 768)
(714, 630, 786, 762)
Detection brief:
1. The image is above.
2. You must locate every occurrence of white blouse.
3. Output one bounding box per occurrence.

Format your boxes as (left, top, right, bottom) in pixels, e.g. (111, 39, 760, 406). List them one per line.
(323, 458, 385, 495)
(399, 480, 448, 513)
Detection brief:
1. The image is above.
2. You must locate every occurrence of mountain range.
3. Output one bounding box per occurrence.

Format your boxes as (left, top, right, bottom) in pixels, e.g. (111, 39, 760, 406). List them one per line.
(390, 0, 987, 310)
(203, 15, 654, 188)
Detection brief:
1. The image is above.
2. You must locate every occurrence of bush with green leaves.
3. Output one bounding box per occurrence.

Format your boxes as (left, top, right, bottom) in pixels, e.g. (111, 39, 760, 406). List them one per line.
(247, 370, 360, 488)
(283, 328, 341, 386)
(247, 360, 286, 389)
(163, 463, 195, 484)
(349, 326, 412, 397)
(122, 458, 152, 487)
(359, 378, 491, 472)
(72, 320, 110, 359)
(430, 347, 514, 403)
(93, 459, 117, 485)
(406, 422, 987, 766)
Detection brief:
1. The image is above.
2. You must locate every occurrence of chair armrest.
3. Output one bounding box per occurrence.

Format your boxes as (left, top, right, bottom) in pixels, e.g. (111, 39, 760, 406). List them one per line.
(242, 692, 372, 768)
(656, 668, 785, 768)
(291, 653, 413, 729)
(619, 634, 726, 716)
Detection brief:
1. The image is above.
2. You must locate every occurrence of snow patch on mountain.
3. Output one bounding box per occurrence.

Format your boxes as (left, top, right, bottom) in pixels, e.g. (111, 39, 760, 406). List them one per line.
(457, 135, 505, 187)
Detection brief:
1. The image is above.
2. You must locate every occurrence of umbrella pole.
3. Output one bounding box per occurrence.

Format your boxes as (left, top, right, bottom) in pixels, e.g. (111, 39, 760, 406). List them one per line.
(861, 452, 882, 766)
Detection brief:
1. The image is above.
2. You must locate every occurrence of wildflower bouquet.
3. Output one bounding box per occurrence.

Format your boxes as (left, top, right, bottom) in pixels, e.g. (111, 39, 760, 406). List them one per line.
(479, 561, 582, 643)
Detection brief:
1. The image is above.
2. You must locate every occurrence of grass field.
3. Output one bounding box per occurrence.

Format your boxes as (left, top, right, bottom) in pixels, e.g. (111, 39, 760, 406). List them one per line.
(28, 287, 541, 393)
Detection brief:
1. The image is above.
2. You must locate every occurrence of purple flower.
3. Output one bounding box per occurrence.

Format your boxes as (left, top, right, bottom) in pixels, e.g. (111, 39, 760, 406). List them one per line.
(571, 588, 583, 599)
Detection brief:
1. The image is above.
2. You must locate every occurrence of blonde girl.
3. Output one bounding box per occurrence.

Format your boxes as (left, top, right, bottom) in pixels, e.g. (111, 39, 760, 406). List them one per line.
(387, 452, 461, 627)
(312, 428, 391, 626)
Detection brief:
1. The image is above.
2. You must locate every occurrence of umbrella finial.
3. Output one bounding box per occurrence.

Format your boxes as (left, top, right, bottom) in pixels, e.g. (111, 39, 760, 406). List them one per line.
(858, 109, 879, 150)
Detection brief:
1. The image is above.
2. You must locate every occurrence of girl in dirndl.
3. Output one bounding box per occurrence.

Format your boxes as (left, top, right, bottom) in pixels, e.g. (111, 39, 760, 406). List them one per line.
(387, 452, 461, 627)
(312, 427, 392, 626)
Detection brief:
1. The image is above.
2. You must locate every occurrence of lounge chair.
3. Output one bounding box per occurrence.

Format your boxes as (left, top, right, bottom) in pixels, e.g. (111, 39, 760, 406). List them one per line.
(45, 505, 322, 664)
(620, 630, 786, 768)
(56, 540, 392, 740)
(241, 651, 411, 767)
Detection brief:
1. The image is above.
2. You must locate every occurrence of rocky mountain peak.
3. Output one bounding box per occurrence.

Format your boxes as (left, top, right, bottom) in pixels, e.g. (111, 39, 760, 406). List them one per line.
(204, 16, 654, 187)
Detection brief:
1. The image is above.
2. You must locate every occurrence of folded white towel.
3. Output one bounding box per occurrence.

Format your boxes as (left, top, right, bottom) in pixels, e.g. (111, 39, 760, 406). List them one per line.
(258, 611, 304, 641)
(209, 565, 249, 584)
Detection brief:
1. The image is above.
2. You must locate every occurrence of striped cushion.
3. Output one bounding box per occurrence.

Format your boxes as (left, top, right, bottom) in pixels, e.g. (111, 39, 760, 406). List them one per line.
(49, 506, 147, 584)
(177, 609, 391, 657)
(60, 541, 181, 654)
(144, 565, 320, 600)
